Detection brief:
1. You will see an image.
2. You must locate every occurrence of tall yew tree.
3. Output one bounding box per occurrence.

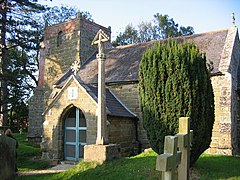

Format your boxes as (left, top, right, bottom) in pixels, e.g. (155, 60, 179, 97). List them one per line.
(139, 41, 214, 165)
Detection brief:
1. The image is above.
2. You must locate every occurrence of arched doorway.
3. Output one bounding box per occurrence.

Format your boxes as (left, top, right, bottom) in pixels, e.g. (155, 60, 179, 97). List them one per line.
(64, 106, 87, 161)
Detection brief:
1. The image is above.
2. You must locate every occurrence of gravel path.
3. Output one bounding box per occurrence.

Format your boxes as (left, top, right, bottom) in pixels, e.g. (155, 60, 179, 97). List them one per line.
(17, 163, 74, 176)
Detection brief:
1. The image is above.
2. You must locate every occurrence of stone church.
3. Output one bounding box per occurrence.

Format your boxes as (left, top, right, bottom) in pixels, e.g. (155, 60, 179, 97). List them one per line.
(28, 17, 240, 161)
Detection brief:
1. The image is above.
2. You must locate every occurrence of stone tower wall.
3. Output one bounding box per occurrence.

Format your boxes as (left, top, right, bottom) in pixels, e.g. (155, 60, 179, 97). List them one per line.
(79, 19, 111, 65)
(28, 18, 111, 142)
(43, 18, 111, 92)
(28, 87, 45, 142)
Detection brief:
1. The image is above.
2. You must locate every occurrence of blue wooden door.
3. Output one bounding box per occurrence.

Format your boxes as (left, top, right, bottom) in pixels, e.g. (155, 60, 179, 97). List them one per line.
(64, 107, 87, 161)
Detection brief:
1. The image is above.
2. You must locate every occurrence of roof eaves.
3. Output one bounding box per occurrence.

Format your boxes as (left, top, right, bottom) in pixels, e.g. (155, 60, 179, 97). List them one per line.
(53, 69, 72, 87)
(108, 89, 137, 118)
(42, 74, 76, 115)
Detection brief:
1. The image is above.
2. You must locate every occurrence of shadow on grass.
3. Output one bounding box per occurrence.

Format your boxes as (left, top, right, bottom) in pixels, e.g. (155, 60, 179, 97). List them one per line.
(63, 155, 159, 180)
(195, 154, 240, 180)
(16, 155, 159, 180)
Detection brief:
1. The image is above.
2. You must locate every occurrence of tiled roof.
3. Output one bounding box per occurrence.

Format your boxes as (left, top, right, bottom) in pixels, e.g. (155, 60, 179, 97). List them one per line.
(78, 29, 229, 84)
(88, 86, 137, 118)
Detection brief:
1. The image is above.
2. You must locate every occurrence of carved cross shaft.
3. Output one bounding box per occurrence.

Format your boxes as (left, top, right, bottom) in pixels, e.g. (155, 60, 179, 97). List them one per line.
(92, 29, 110, 145)
(156, 136, 182, 180)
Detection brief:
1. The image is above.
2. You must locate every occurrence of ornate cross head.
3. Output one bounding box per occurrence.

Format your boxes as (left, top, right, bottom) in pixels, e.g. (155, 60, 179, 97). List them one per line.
(71, 60, 80, 75)
(92, 29, 110, 55)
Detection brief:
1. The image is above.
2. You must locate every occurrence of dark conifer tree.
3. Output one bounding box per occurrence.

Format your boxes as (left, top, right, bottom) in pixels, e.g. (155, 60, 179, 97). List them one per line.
(0, 0, 45, 125)
(139, 41, 214, 166)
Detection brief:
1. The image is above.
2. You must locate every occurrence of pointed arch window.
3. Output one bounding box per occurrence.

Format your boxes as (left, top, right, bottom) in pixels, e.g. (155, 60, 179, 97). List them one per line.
(57, 31, 63, 47)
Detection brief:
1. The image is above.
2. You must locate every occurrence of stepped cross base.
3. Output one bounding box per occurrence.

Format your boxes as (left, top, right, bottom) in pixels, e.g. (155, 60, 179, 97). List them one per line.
(84, 144, 120, 164)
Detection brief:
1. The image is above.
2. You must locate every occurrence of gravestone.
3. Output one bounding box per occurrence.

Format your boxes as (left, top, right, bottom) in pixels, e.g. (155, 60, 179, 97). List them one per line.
(156, 136, 181, 180)
(0, 134, 16, 179)
(176, 117, 193, 180)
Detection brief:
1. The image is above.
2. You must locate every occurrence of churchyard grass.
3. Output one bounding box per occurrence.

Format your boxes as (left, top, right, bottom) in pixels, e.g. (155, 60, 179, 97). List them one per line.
(15, 133, 240, 179)
(15, 132, 52, 171)
(196, 154, 240, 180)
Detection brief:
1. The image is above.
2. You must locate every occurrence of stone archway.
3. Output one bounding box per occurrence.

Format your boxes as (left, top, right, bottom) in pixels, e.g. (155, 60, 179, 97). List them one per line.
(64, 106, 87, 161)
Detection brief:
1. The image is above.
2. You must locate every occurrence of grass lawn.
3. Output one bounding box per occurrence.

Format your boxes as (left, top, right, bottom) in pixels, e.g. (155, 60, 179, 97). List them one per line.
(15, 132, 240, 180)
(15, 132, 53, 171)
(196, 154, 240, 180)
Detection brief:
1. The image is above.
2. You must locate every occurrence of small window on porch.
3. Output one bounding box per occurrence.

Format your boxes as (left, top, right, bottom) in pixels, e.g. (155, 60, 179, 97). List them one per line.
(68, 87, 78, 100)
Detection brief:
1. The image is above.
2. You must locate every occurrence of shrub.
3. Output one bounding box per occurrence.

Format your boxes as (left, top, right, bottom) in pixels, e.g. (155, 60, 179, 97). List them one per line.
(139, 40, 214, 165)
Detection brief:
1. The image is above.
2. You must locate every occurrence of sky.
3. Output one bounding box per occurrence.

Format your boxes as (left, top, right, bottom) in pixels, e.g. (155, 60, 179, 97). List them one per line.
(38, 0, 240, 40)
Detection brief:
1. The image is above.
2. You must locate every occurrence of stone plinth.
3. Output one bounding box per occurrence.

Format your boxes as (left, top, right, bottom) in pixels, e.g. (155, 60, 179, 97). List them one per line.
(84, 144, 120, 164)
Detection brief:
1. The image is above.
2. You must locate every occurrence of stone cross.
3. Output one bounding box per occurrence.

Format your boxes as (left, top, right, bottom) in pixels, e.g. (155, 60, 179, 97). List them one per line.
(156, 136, 182, 180)
(176, 117, 193, 180)
(92, 29, 110, 58)
(92, 29, 110, 145)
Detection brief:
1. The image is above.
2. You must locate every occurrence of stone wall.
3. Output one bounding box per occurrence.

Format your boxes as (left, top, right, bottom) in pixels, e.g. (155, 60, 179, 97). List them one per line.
(44, 18, 81, 90)
(230, 30, 240, 154)
(43, 18, 111, 91)
(28, 87, 45, 143)
(107, 83, 150, 151)
(41, 78, 97, 159)
(108, 116, 137, 156)
(41, 77, 138, 159)
(229, 32, 240, 154)
(206, 26, 240, 155)
(79, 19, 111, 65)
(207, 75, 233, 154)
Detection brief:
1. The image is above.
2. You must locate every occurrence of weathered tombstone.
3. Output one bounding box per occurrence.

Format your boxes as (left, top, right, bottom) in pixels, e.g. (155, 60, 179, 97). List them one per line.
(0, 134, 16, 179)
(156, 136, 181, 180)
(176, 117, 193, 180)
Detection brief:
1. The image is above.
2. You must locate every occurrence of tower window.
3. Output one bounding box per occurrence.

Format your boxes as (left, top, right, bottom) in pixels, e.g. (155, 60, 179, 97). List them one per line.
(47, 48, 51, 55)
(57, 31, 63, 47)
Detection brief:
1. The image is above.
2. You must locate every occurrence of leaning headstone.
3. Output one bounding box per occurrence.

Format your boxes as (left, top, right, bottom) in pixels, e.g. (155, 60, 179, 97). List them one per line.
(0, 134, 16, 179)
(176, 117, 193, 180)
(156, 136, 181, 180)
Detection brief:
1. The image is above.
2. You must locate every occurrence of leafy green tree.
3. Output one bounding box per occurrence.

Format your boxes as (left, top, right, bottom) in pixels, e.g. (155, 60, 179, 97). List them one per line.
(0, 1, 92, 126)
(113, 14, 194, 46)
(138, 21, 157, 43)
(153, 14, 179, 39)
(139, 41, 214, 166)
(112, 24, 139, 46)
(0, 0, 45, 126)
(43, 5, 93, 27)
(153, 14, 194, 38)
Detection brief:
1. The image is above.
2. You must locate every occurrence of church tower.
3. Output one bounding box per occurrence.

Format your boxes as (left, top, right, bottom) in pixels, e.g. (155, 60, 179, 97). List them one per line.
(40, 18, 111, 90)
(28, 18, 111, 142)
